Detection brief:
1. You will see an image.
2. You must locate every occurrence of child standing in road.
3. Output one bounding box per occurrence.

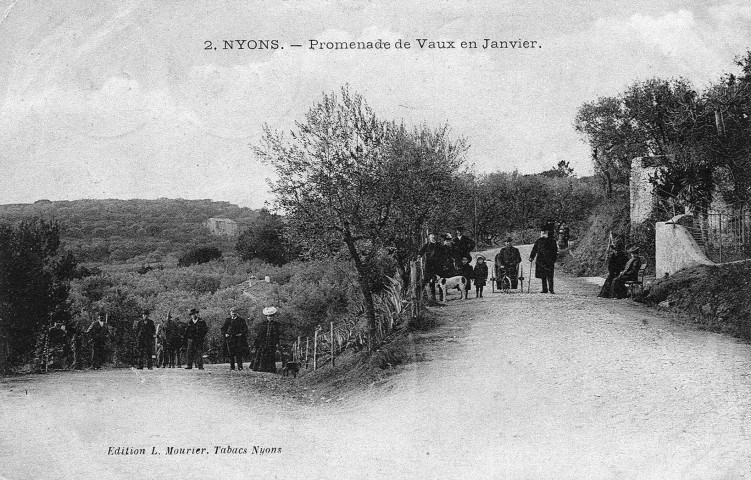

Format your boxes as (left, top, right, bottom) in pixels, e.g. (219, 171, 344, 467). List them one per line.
(473, 256, 488, 298)
(459, 256, 474, 298)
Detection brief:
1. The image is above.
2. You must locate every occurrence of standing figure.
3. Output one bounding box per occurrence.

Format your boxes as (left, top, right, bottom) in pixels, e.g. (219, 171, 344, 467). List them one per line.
(86, 312, 108, 369)
(473, 255, 488, 298)
(185, 308, 208, 370)
(162, 314, 182, 368)
(452, 226, 476, 267)
(225, 307, 248, 370)
(529, 226, 558, 294)
(611, 246, 642, 299)
(253, 306, 281, 373)
(495, 237, 522, 290)
(599, 240, 628, 298)
(418, 233, 450, 301)
(458, 256, 474, 298)
(133, 309, 156, 370)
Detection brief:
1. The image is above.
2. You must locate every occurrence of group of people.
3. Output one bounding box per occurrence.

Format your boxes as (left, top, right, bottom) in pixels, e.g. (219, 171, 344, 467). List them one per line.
(418, 223, 562, 299)
(44, 305, 284, 373)
(598, 241, 643, 299)
(418, 226, 479, 300)
(132, 306, 283, 372)
(131, 307, 209, 370)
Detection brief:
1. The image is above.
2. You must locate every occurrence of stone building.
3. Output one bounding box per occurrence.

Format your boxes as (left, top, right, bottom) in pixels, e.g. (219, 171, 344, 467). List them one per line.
(205, 218, 239, 236)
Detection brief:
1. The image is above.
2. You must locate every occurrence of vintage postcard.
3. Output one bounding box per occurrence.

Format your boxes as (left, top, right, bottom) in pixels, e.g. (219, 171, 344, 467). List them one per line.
(1, 1, 751, 479)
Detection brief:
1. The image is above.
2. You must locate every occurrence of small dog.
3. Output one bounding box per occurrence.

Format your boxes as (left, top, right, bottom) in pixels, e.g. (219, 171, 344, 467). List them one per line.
(432, 275, 468, 303)
(282, 359, 300, 378)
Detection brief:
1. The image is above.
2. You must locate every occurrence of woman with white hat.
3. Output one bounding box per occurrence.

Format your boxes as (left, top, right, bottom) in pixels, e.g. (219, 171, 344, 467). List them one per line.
(252, 306, 281, 373)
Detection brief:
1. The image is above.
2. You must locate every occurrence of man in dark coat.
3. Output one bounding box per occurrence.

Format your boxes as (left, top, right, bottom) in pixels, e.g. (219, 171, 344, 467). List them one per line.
(599, 241, 628, 298)
(86, 313, 108, 369)
(162, 314, 182, 368)
(495, 237, 522, 290)
(418, 233, 451, 300)
(253, 306, 281, 373)
(133, 309, 156, 369)
(611, 246, 642, 299)
(452, 226, 476, 266)
(225, 307, 248, 370)
(529, 227, 558, 294)
(185, 308, 208, 370)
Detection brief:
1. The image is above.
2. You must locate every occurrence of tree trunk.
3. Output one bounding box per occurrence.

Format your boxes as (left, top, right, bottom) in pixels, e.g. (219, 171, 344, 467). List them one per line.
(343, 236, 378, 351)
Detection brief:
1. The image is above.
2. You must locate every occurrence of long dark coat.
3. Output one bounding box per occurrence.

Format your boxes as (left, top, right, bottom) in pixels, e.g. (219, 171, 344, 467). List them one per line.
(227, 315, 249, 356)
(473, 262, 488, 287)
(494, 246, 521, 278)
(252, 319, 280, 373)
(530, 237, 558, 278)
(452, 235, 476, 263)
(418, 241, 451, 278)
(133, 318, 156, 346)
(185, 318, 208, 342)
(599, 248, 628, 298)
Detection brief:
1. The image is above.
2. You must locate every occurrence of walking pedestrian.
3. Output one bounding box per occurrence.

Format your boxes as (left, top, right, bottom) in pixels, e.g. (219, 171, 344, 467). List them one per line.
(225, 307, 248, 370)
(495, 237, 522, 290)
(252, 306, 281, 373)
(86, 312, 108, 369)
(133, 309, 156, 370)
(473, 255, 488, 298)
(185, 308, 208, 370)
(529, 225, 558, 294)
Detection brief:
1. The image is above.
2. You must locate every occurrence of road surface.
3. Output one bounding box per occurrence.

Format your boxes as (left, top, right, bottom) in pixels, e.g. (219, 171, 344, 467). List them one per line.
(2, 247, 751, 479)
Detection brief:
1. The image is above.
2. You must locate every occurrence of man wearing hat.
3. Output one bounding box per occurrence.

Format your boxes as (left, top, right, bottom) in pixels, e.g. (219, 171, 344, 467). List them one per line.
(529, 226, 558, 294)
(611, 246, 642, 299)
(252, 307, 281, 373)
(185, 308, 208, 370)
(452, 226, 476, 267)
(133, 309, 156, 370)
(495, 237, 522, 290)
(224, 307, 249, 370)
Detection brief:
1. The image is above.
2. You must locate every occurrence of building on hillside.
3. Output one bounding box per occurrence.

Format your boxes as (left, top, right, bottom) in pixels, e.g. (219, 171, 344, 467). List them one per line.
(205, 218, 239, 236)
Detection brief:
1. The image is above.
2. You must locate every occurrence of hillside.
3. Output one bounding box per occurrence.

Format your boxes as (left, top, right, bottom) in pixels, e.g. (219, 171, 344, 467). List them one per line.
(0, 199, 259, 265)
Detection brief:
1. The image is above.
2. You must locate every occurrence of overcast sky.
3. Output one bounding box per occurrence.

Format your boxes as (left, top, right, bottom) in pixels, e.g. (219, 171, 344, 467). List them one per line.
(0, 0, 749, 208)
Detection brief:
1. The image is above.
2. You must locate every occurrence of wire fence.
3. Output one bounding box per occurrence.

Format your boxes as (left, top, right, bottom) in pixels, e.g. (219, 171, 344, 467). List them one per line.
(289, 272, 414, 371)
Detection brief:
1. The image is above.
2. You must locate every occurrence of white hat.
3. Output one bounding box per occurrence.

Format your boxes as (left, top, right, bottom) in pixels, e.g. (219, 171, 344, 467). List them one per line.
(262, 306, 278, 316)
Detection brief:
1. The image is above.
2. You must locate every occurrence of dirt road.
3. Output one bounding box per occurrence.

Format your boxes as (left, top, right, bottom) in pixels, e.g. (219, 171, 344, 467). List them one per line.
(3, 247, 751, 479)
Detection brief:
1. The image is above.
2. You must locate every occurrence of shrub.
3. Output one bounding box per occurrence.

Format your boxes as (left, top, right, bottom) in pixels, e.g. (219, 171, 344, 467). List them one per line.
(178, 247, 222, 267)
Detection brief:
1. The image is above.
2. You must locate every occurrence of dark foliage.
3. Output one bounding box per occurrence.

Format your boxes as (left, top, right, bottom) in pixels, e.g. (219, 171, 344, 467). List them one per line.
(0, 218, 76, 367)
(178, 247, 223, 267)
(236, 209, 297, 265)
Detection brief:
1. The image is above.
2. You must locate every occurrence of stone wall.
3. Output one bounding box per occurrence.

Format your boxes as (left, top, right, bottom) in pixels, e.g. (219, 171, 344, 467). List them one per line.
(655, 215, 714, 277)
(630, 156, 670, 225)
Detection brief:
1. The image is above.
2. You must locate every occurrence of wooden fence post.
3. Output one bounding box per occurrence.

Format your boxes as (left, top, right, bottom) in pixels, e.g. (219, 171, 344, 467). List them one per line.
(305, 336, 310, 369)
(313, 329, 318, 371)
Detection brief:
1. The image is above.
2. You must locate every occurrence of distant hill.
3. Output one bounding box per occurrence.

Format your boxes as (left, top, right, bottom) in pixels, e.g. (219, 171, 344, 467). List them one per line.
(0, 199, 260, 265)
